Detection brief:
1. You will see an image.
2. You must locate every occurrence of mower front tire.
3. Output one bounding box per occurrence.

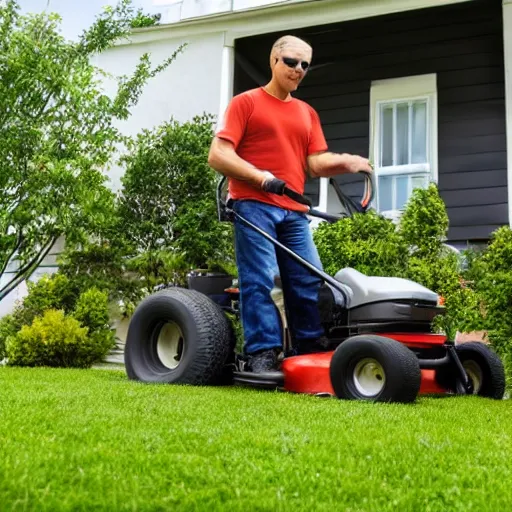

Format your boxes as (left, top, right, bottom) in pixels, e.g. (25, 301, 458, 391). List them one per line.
(124, 288, 234, 385)
(438, 342, 505, 399)
(329, 335, 421, 403)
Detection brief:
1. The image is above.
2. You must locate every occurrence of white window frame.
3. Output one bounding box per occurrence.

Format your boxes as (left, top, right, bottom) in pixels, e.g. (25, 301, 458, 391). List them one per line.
(369, 74, 438, 216)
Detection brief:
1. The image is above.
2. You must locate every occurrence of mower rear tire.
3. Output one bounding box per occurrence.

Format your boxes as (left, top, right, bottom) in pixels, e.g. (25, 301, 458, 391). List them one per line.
(330, 335, 421, 403)
(124, 288, 234, 385)
(437, 342, 505, 399)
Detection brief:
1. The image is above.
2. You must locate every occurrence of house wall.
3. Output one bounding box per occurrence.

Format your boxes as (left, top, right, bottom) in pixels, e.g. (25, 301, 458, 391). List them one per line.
(234, 0, 507, 243)
(94, 32, 226, 190)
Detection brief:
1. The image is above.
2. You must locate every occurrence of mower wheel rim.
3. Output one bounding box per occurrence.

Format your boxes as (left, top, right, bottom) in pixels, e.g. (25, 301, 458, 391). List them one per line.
(353, 358, 386, 397)
(156, 321, 184, 370)
(463, 360, 483, 393)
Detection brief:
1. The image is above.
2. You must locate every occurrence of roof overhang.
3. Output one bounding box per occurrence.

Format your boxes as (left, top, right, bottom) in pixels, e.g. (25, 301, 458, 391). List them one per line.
(121, 0, 475, 47)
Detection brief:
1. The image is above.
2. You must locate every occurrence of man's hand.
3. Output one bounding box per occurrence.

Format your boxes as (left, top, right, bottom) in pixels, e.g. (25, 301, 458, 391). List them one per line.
(260, 171, 287, 195)
(343, 154, 373, 174)
(259, 170, 277, 188)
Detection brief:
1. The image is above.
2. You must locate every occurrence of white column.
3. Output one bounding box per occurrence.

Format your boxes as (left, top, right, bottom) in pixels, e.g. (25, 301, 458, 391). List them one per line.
(217, 42, 235, 130)
(317, 178, 329, 211)
(504, 0, 512, 225)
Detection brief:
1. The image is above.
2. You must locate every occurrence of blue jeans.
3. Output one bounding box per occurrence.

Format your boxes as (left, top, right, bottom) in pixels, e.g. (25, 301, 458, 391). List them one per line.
(233, 200, 325, 354)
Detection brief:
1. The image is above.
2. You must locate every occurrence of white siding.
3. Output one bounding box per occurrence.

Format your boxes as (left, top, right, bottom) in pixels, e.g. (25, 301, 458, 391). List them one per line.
(95, 31, 225, 190)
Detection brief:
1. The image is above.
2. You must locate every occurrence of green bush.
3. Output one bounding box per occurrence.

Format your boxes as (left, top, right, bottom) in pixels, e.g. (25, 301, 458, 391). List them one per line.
(73, 288, 116, 360)
(73, 288, 111, 333)
(6, 309, 91, 368)
(470, 227, 512, 388)
(479, 226, 512, 272)
(127, 249, 190, 293)
(399, 183, 449, 257)
(58, 242, 143, 312)
(14, 274, 77, 328)
(313, 210, 408, 277)
(2, 275, 115, 367)
(0, 314, 17, 360)
(0, 274, 76, 358)
(73, 288, 109, 331)
(119, 114, 235, 273)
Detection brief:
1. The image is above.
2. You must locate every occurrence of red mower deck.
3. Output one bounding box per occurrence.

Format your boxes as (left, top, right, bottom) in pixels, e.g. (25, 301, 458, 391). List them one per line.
(283, 333, 449, 396)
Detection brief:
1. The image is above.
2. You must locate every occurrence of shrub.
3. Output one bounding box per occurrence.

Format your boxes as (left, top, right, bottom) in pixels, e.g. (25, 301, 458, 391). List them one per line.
(313, 210, 408, 277)
(479, 226, 512, 272)
(2, 275, 115, 367)
(399, 185, 483, 339)
(73, 288, 116, 360)
(0, 273, 77, 358)
(73, 288, 111, 333)
(119, 114, 235, 273)
(0, 314, 17, 361)
(6, 310, 91, 368)
(14, 274, 77, 328)
(399, 183, 449, 257)
(127, 249, 190, 293)
(58, 242, 143, 311)
(471, 227, 512, 388)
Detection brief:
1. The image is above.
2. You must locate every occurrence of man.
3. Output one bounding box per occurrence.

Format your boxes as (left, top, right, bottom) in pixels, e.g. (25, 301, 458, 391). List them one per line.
(208, 35, 372, 373)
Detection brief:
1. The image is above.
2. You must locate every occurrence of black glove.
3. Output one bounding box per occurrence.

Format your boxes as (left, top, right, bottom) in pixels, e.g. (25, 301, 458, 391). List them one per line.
(262, 178, 286, 195)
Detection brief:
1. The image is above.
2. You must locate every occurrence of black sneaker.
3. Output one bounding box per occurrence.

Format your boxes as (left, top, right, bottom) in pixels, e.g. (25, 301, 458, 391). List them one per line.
(234, 348, 284, 390)
(248, 348, 279, 373)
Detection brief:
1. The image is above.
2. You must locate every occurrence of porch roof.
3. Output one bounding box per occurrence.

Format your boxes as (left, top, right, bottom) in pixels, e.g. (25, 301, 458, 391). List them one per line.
(123, 0, 475, 47)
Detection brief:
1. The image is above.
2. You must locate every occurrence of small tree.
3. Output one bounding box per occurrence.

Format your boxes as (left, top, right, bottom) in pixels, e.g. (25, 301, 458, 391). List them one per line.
(0, 0, 184, 301)
(399, 183, 449, 258)
(119, 115, 235, 280)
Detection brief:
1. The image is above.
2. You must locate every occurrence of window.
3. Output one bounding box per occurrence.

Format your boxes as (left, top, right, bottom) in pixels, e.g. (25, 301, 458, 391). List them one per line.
(370, 74, 438, 216)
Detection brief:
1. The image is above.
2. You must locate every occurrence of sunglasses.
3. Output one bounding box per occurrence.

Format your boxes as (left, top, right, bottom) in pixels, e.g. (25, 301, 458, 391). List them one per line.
(279, 56, 310, 71)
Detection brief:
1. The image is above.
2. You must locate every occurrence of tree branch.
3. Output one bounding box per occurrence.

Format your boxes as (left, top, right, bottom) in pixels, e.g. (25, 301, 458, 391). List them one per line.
(0, 230, 23, 277)
(0, 236, 57, 301)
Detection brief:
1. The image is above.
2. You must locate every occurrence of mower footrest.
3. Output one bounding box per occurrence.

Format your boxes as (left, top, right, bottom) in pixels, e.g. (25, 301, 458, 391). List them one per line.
(233, 371, 284, 390)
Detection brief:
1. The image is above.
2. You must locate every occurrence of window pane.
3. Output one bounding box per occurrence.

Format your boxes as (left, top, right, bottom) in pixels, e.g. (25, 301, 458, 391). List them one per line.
(378, 176, 393, 211)
(411, 174, 427, 190)
(396, 175, 409, 210)
(412, 101, 427, 164)
(380, 105, 393, 167)
(396, 103, 409, 165)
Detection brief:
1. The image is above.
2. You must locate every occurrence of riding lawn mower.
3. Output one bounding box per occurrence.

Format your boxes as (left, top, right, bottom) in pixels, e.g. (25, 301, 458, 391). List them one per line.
(124, 173, 505, 403)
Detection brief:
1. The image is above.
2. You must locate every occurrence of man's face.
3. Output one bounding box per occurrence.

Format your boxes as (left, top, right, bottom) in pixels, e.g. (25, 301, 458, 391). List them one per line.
(271, 41, 312, 93)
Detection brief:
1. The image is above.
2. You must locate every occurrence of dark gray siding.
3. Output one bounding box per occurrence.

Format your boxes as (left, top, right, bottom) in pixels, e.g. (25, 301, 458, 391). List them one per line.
(234, 0, 507, 242)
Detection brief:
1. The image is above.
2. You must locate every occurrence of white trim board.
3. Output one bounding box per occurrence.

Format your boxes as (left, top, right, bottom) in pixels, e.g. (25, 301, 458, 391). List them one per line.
(370, 73, 438, 183)
(369, 73, 438, 216)
(504, 0, 512, 226)
(124, 0, 474, 47)
(218, 45, 235, 124)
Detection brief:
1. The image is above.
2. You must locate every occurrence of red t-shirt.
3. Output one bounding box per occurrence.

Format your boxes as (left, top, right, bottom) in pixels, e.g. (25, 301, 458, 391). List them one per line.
(215, 87, 328, 212)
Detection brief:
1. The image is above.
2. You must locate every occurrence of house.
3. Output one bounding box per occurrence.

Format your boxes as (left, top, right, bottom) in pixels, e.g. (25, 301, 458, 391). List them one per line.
(96, 0, 512, 248)
(2, 0, 509, 316)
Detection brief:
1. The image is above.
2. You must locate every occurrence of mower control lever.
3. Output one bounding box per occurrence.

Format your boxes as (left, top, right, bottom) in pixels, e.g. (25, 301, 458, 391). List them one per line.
(262, 177, 286, 195)
(263, 178, 313, 208)
(263, 179, 347, 223)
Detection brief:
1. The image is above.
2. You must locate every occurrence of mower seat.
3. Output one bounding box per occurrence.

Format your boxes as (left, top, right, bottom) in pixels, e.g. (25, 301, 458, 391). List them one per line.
(334, 268, 438, 309)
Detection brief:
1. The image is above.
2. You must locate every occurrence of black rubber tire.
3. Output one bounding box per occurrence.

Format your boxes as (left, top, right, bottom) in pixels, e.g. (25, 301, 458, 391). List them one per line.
(330, 335, 421, 403)
(437, 342, 505, 399)
(124, 288, 234, 385)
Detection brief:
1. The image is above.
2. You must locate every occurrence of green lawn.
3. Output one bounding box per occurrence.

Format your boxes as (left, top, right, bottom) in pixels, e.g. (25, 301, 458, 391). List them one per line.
(1, 367, 511, 512)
